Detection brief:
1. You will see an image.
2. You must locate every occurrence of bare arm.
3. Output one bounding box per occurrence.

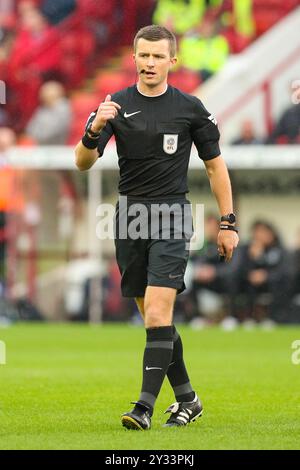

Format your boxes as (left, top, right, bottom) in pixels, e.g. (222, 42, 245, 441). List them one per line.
(204, 155, 233, 215)
(75, 94, 121, 171)
(75, 141, 98, 171)
(204, 155, 239, 261)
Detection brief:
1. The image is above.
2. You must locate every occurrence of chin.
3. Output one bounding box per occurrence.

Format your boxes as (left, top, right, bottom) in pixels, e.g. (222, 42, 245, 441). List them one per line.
(144, 79, 160, 87)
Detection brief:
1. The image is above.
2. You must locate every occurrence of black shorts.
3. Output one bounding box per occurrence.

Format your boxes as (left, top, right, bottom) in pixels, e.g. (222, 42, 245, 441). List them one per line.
(114, 195, 193, 298)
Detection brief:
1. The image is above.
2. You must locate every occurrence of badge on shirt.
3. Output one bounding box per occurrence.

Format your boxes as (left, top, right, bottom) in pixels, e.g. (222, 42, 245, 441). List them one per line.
(163, 134, 178, 154)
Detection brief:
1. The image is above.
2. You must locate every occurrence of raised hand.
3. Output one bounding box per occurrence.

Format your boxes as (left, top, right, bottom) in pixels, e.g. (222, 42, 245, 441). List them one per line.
(92, 94, 121, 132)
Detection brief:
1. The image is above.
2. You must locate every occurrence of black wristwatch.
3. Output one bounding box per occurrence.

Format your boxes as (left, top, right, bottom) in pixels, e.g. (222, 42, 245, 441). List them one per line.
(86, 122, 102, 139)
(220, 213, 236, 224)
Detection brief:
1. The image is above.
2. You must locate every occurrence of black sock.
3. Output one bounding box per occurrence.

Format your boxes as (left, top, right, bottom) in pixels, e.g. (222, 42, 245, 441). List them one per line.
(167, 325, 195, 403)
(136, 325, 174, 416)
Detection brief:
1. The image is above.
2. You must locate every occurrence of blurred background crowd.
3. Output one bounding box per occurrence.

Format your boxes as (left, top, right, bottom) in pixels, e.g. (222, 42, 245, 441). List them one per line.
(0, 0, 300, 327)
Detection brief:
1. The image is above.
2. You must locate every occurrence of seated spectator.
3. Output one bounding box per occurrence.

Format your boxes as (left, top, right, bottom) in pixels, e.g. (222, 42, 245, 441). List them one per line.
(291, 229, 300, 293)
(237, 220, 292, 323)
(288, 228, 300, 323)
(178, 17, 229, 81)
(41, 0, 76, 25)
(25, 81, 72, 145)
(232, 119, 261, 145)
(266, 103, 300, 144)
(7, 4, 62, 130)
(186, 214, 239, 322)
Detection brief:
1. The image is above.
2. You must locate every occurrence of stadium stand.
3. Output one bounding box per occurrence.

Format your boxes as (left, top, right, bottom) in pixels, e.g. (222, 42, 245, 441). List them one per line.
(1, 1, 300, 325)
(1, 0, 299, 141)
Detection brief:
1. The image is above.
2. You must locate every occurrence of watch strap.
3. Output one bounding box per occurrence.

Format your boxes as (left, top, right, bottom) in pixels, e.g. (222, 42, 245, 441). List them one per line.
(219, 224, 239, 233)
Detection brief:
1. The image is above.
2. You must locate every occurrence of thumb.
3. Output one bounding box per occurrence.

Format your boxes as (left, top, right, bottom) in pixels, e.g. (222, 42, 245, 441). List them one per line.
(104, 94, 111, 102)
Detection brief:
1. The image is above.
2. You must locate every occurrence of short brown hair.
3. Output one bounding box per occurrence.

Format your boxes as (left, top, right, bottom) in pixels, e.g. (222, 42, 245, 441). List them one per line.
(134, 25, 177, 58)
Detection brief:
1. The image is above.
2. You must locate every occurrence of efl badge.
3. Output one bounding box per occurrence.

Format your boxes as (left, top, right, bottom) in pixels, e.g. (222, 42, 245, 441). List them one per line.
(163, 134, 178, 154)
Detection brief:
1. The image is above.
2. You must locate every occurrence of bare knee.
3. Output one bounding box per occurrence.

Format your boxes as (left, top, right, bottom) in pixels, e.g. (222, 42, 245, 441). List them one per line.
(143, 286, 176, 328)
(144, 301, 173, 328)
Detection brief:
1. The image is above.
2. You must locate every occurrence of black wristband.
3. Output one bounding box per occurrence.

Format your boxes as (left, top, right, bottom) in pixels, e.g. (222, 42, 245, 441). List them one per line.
(219, 224, 239, 233)
(82, 133, 99, 149)
(86, 122, 102, 138)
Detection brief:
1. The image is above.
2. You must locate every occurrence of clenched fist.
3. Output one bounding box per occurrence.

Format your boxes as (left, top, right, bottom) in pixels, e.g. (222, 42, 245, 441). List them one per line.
(91, 94, 121, 132)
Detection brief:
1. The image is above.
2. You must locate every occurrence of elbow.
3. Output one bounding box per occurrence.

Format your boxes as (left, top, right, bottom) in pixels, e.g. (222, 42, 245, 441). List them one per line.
(206, 167, 214, 179)
(205, 165, 215, 180)
(76, 160, 91, 171)
(77, 163, 88, 172)
(75, 145, 88, 171)
(75, 141, 99, 171)
(204, 155, 224, 179)
(75, 157, 85, 171)
(76, 155, 88, 171)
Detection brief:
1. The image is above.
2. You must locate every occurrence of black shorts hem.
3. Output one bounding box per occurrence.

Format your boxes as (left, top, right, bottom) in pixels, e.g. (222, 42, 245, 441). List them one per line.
(120, 281, 186, 298)
(147, 280, 186, 295)
(121, 289, 146, 298)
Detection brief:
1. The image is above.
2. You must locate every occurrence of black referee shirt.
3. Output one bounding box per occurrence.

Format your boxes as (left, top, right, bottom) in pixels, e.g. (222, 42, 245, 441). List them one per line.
(85, 84, 220, 198)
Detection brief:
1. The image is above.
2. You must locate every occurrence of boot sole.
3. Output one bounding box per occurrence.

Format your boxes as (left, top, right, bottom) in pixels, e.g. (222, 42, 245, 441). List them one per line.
(121, 415, 145, 431)
(191, 409, 203, 422)
(163, 408, 203, 427)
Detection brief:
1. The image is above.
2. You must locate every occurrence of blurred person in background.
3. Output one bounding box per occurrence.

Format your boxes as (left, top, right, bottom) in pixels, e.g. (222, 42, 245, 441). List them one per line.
(41, 0, 76, 25)
(7, 3, 62, 130)
(188, 214, 240, 327)
(0, 127, 24, 294)
(220, 0, 255, 53)
(291, 229, 300, 297)
(0, 0, 15, 103)
(266, 102, 300, 144)
(289, 228, 300, 323)
(24, 81, 75, 264)
(178, 16, 229, 81)
(232, 119, 261, 145)
(0, 0, 15, 29)
(237, 221, 291, 325)
(153, 0, 209, 36)
(25, 81, 72, 145)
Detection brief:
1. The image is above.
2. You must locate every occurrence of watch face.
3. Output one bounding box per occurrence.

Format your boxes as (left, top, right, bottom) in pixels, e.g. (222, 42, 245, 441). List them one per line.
(228, 213, 236, 223)
(222, 213, 236, 223)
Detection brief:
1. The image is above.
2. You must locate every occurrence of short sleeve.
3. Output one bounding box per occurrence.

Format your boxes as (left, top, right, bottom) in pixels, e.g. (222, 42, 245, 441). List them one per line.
(84, 110, 114, 157)
(191, 98, 220, 161)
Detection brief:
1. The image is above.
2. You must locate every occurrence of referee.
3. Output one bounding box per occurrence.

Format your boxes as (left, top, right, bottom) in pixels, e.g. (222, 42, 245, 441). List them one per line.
(75, 25, 239, 430)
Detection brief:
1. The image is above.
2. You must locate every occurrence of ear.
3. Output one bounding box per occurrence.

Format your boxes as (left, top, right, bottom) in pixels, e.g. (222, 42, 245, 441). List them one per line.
(133, 54, 136, 62)
(170, 57, 177, 67)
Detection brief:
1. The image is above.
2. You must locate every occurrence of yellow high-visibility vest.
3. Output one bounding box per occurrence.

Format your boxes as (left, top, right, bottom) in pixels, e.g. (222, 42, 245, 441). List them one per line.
(179, 34, 229, 73)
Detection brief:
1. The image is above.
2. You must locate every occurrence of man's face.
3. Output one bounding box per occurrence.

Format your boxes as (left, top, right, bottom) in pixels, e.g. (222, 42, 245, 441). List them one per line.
(252, 225, 274, 247)
(134, 38, 177, 88)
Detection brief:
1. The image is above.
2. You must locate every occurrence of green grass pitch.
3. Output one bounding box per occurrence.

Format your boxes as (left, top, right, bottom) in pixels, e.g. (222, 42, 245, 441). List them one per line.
(0, 323, 300, 450)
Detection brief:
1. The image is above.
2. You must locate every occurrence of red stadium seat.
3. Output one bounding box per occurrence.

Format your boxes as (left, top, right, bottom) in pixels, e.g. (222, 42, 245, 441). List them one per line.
(121, 52, 136, 72)
(71, 93, 100, 115)
(169, 70, 201, 93)
(254, 9, 283, 36)
(94, 71, 131, 97)
(68, 92, 100, 144)
(76, 0, 114, 19)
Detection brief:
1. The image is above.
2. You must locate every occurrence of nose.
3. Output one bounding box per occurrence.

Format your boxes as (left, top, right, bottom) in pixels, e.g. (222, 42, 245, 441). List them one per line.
(146, 56, 155, 67)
